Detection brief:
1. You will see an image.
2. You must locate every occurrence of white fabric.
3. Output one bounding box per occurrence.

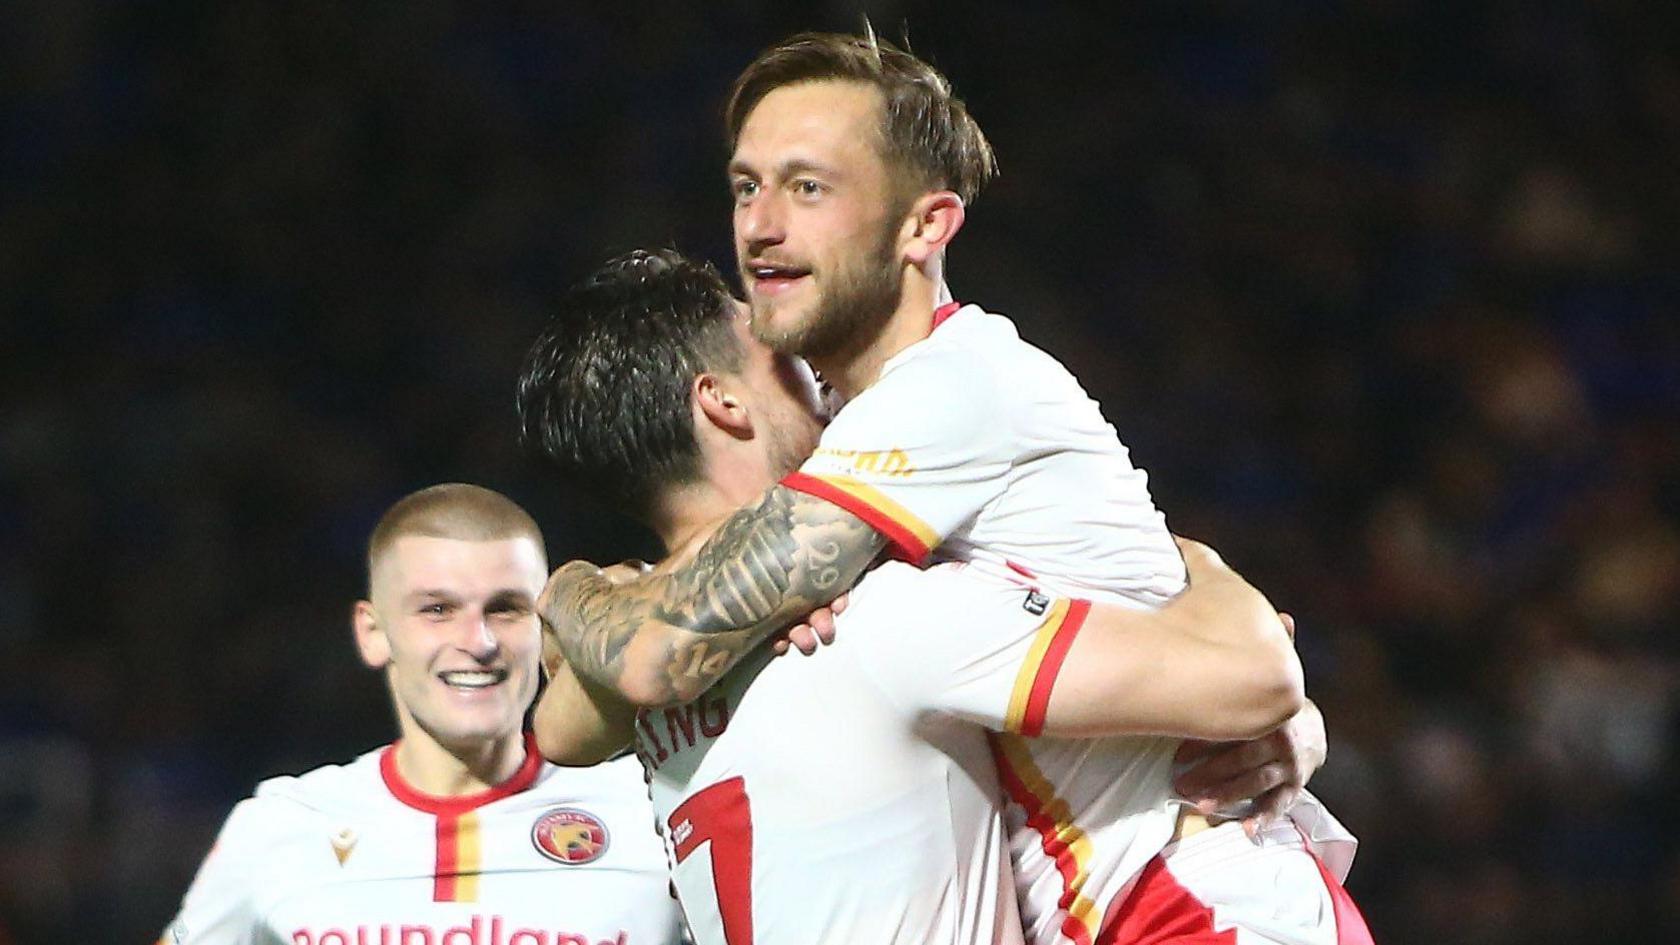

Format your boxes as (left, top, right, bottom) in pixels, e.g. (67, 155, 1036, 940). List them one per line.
(638, 562, 1075, 945)
(160, 749, 679, 945)
(800, 305, 1357, 945)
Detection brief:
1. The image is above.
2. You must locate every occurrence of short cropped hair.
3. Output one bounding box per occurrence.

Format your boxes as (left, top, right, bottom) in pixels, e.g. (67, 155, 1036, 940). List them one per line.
(516, 249, 744, 521)
(366, 483, 545, 581)
(725, 29, 998, 204)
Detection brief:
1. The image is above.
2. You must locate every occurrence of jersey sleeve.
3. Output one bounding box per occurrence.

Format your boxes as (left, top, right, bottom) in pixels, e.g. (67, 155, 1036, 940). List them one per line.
(857, 566, 1090, 736)
(783, 348, 1014, 563)
(157, 798, 269, 945)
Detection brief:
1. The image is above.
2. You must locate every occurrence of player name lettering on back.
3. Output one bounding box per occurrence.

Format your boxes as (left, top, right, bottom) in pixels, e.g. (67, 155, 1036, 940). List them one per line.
(290, 918, 630, 945)
(634, 693, 731, 770)
(810, 446, 916, 477)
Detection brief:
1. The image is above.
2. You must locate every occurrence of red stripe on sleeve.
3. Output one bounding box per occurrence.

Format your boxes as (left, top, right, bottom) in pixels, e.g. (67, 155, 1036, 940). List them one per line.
(780, 472, 931, 564)
(1020, 599, 1091, 737)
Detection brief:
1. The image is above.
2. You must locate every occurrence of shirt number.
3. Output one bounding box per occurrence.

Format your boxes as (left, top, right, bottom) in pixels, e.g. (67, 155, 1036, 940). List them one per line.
(669, 776, 754, 945)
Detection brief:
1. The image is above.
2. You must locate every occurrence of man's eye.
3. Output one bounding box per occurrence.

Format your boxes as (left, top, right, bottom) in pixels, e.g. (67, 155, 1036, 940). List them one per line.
(732, 179, 759, 200)
(794, 180, 822, 196)
(421, 604, 449, 616)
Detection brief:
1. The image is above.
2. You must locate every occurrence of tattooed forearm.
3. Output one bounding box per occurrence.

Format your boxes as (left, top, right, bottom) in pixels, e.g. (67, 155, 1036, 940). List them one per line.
(539, 485, 886, 706)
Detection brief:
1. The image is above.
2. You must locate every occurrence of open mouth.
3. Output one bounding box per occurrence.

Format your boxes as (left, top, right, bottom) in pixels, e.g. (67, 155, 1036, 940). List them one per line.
(747, 262, 811, 292)
(437, 669, 508, 690)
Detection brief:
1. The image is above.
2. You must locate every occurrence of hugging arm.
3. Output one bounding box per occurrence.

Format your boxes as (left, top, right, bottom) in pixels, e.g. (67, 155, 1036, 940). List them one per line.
(541, 484, 885, 708)
(1039, 539, 1304, 742)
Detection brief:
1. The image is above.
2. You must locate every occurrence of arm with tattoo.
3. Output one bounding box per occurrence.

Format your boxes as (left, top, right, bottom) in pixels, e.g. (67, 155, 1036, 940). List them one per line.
(540, 485, 886, 708)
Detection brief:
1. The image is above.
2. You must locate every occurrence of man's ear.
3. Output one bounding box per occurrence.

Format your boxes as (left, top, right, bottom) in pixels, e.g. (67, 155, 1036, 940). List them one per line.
(352, 600, 390, 669)
(693, 371, 754, 440)
(901, 190, 966, 266)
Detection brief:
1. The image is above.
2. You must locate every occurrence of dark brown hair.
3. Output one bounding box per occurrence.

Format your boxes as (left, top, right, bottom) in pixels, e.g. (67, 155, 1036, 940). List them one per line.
(726, 30, 998, 204)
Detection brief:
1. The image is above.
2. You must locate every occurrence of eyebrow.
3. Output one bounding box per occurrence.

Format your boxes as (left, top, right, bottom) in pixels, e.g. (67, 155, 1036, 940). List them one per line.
(728, 157, 842, 181)
(484, 589, 536, 609)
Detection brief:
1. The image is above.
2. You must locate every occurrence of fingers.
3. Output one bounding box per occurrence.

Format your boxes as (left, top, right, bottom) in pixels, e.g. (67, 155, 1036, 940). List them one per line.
(829, 592, 849, 615)
(1241, 784, 1300, 840)
(785, 624, 821, 656)
(539, 559, 607, 616)
(805, 607, 838, 646)
(600, 559, 652, 585)
(1173, 738, 1222, 766)
(1174, 733, 1294, 806)
(1190, 760, 1290, 814)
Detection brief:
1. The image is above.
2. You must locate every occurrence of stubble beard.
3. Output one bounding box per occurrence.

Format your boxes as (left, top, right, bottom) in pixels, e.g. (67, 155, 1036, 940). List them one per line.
(747, 222, 904, 364)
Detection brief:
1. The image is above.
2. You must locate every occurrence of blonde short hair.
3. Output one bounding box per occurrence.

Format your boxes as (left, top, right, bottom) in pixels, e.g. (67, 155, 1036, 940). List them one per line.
(366, 483, 545, 584)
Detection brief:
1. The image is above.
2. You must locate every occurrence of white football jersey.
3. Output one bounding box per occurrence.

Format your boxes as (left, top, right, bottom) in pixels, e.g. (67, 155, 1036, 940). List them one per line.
(786, 303, 1355, 945)
(636, 561, 1096, 945)
(159, 734, 681, 945)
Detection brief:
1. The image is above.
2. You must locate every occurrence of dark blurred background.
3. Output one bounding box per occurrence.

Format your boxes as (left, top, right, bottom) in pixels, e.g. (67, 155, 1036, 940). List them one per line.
(3, 1, 1678, 942)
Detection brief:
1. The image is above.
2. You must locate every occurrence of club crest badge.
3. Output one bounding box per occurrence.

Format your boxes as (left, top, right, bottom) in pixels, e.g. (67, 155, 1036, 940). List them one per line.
(532, 808, 609, 865)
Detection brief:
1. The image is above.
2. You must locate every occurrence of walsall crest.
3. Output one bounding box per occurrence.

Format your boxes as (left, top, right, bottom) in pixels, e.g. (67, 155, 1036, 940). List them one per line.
(532, 808, 609, 865)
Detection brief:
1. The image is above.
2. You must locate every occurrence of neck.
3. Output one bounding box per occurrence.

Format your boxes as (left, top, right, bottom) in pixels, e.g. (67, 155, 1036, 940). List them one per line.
(651, 476, 760, 561)
(810, 274, 945, 401)
(392, 727, 526, 797)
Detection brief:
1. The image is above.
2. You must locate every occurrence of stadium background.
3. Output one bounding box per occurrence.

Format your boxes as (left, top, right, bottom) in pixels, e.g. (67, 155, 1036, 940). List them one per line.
(3, 1, 1677, 942)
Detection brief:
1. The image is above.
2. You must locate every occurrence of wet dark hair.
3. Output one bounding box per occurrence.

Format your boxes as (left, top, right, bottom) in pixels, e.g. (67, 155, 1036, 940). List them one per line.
(517, 249, 744, 522)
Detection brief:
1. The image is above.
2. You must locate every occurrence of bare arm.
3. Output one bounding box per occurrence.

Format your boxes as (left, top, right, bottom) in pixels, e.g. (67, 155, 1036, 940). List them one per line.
(540, 484, 885, 708)
(532, 657, 639, 766)
(1039, 538, 1305, 742)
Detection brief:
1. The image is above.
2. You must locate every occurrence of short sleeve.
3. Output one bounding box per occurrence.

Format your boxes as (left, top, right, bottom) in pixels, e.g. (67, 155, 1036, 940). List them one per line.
(852, 565, 1090, 737)
(158, 799, 268, 945)
(784, 348, 1014, 563)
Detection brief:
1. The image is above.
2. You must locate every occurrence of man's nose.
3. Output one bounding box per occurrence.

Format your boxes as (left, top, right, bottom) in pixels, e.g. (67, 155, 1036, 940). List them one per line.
(459, 615, 499, 659)
(738, 192, 785, 249)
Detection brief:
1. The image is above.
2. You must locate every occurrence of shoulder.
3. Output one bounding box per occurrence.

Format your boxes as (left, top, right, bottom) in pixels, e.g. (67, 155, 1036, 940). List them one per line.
(523, 755, 658, 827)
(529, 753, 649, 800)
(250, 745, 387, 817)
(883, 306, 1021, 384)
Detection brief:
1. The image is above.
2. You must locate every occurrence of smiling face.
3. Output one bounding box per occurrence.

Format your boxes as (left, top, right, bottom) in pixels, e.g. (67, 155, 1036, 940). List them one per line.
(730, 80, 909, 362)
(355, 535, 546, 757)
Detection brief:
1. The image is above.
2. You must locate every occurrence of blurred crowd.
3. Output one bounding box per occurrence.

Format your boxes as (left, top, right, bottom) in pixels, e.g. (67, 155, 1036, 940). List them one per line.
(2, 2, 1675, 942)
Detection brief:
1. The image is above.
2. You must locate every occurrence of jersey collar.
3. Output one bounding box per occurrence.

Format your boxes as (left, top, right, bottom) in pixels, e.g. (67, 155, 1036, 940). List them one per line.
(380, 730, 543, 816)
(930, 301, 963, 334)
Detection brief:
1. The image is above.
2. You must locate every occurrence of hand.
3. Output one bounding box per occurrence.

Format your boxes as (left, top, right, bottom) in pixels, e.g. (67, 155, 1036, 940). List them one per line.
(537, 559, 612, 639)
(1172, 697, 1326, 839)
(539, 559, 650, 677)
(770, 592, 849, 656)
(600, 559, 653, 585)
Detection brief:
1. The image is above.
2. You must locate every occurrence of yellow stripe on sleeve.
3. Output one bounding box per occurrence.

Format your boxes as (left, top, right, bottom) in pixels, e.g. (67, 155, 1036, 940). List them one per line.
(810, 474, 941, 557)
(1005, 599, 1072, 733)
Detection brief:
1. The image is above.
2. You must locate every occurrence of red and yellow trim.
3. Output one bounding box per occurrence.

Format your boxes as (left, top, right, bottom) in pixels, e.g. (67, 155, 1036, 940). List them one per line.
(433, 811, 482, 901)
(379, 731, 542, 903)
(991, 733, 1100, 945)
(1005, 598, 1090, 736)
(781, 471, 941, 564)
